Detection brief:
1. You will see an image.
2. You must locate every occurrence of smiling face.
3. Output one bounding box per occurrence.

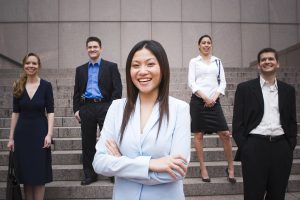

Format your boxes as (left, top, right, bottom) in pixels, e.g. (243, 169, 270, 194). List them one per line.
(258, 52, 279, 76)
(130, 48, 162, 97)
(23, 55, 40, 77)
(198, 36, 212, 56)
(86, 41, 102, 61)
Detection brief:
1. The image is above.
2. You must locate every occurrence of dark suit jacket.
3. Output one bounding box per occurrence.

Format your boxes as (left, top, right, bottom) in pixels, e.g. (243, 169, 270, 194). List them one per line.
(73, 59, 122, 113)
(232, 77, 297, 161)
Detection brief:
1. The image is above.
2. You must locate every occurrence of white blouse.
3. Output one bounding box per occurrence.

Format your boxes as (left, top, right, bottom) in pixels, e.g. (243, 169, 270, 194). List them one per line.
(93, 96, 191, 200)
(188, 55, 226, 98)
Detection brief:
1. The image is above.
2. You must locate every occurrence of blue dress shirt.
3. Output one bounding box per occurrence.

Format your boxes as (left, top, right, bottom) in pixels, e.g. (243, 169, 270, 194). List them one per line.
(84, 59, 103, 99)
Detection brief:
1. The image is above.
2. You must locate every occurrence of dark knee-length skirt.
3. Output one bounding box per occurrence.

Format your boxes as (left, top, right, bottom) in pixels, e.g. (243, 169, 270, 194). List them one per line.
(190, 94, 228, 134)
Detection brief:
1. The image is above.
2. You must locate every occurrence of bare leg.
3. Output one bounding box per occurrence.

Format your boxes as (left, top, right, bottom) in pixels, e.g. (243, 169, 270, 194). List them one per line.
(32, 185, 45, 200)
(193, 132, 209, 179)
(218, 130, 235, 178)
(24, 184, 34, 200)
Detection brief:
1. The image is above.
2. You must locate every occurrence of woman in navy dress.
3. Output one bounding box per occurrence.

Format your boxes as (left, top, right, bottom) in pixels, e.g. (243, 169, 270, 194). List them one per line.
(7, 53, 54, 200)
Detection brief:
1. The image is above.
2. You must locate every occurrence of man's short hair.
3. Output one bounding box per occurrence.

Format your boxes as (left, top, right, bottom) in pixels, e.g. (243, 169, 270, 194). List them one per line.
(86, 36, 102, 47)
(257, 48, 279, 62)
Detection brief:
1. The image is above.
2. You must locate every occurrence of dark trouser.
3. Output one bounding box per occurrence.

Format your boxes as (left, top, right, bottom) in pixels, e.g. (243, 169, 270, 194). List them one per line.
(241, 135, 293, 200)
(79, 102, 110, 179)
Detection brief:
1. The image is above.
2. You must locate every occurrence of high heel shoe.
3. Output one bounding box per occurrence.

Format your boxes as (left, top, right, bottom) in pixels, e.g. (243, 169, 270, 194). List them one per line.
(201, 177, 211, 183)
(225, 168, 236, 184)
(200, 170, 211, 182)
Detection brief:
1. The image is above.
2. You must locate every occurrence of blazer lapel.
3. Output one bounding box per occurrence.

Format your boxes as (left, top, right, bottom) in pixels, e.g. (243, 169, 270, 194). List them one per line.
(250, 78, 264, 109)
(277, 81, 285, 114)
(98, 59, 105, 81)
(130, 97, 143, 151)
(83, 63, 89, 88)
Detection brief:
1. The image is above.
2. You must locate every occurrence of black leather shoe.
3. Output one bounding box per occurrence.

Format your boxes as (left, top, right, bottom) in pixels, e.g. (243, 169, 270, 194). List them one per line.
(81, 176, 97, 185)
(225, 168, 236, 184)
(110, 176, 115, 183)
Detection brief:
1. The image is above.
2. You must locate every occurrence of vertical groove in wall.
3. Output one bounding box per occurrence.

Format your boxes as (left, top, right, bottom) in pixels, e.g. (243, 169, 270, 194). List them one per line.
(181, 0, 183, 68)
(58, 0, 60, 69)
(296, 1, 300, 42)
(239, 0, 243, 67)
(210, 0, 213, 51)
(267, 0, 271, 47)
(89, 0, 91, 36)
(150, 0, 153, 39)
(119, 0, 120, 68)
(26, 0, 29, 53)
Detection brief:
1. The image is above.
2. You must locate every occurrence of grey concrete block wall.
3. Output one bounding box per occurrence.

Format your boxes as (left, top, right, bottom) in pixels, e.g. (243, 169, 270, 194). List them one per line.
(121, 0, 151, 21)
(269, 0, 297, 23)
(0, 0, 28, 22)
(59, 0, 89, 21)
(212, 23, 242, 68)
(212, 0, 240, 22)
(241, 24, 270, 67)
(90, 0, 121, 21)
(182, 0, 211, 22)
(0, 0, 299, 69)
(28, 0, 59, 22)
(0, 23, 27, 62)
(241, 0, 269, 23)
(270, 25, 298, 51)
(58, 23, 89, 69)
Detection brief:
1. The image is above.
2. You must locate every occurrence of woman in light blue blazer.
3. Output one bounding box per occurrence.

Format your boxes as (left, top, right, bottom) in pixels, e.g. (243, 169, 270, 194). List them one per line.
(93, 40, 191, 200)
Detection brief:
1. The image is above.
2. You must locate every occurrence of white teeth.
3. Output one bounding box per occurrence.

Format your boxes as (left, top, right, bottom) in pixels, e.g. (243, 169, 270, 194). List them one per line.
(139, 78, 150, 82)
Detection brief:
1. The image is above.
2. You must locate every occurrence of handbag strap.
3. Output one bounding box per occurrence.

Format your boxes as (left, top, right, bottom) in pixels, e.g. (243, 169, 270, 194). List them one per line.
(215, 59, 221, 85)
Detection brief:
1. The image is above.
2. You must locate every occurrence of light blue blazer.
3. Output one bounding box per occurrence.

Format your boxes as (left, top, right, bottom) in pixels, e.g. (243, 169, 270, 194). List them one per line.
(93, 96, 191, 200)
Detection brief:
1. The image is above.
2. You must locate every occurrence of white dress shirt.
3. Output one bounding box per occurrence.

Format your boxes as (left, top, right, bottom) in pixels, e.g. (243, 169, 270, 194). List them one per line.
(250, 76, 284, 136)
(188, 55, 226, 97)
(93, 96, 191, 200)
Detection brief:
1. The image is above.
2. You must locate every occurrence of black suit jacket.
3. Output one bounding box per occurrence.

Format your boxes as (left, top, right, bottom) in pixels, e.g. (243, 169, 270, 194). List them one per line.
(232, 77, 297, 161)
(73, 59, 122, 113)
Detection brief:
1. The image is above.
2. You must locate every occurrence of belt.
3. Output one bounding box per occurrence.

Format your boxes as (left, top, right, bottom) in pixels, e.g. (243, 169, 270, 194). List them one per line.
(249, 134, 285, 142)
(81, 98, 104, 103)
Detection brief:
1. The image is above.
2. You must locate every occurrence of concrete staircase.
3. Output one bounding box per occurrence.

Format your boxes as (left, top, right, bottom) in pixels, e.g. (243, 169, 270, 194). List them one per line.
(0, 67, 299, 199)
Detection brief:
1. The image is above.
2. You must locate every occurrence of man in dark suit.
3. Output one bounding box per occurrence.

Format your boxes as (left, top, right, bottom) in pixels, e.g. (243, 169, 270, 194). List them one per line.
(73, 36, 122, 185)
(232, 48, 297, 200)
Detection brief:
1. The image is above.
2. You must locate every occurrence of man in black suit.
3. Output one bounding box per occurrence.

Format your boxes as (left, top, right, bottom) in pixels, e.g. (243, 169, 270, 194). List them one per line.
(73, 36, 122, 185)
(232, 48, 297, 200)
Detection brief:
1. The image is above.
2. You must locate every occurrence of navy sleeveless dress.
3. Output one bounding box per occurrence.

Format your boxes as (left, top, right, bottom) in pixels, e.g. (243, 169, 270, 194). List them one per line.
(13, 79, 54, 185)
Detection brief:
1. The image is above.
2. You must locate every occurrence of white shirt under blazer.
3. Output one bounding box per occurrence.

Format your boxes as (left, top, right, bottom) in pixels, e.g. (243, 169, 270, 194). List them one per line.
(93, 96, 191, 200)
(188, 55, 226, 97)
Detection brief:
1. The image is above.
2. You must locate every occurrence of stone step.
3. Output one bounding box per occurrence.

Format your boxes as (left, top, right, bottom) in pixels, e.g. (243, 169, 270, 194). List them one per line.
(0, 175, 299, 199)
(1, 146, 300, 166)
(0, 162, 242, 182)
(2, 134, 300, 151)
(185, 193, 300, 200)
(2, 193, 299, 200)
(1, 159, 299, 182)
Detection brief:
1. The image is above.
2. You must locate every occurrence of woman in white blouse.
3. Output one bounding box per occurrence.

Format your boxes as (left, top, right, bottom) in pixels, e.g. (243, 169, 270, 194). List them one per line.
(188, 35, 235, 183)
(93, 40, 191, 200)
